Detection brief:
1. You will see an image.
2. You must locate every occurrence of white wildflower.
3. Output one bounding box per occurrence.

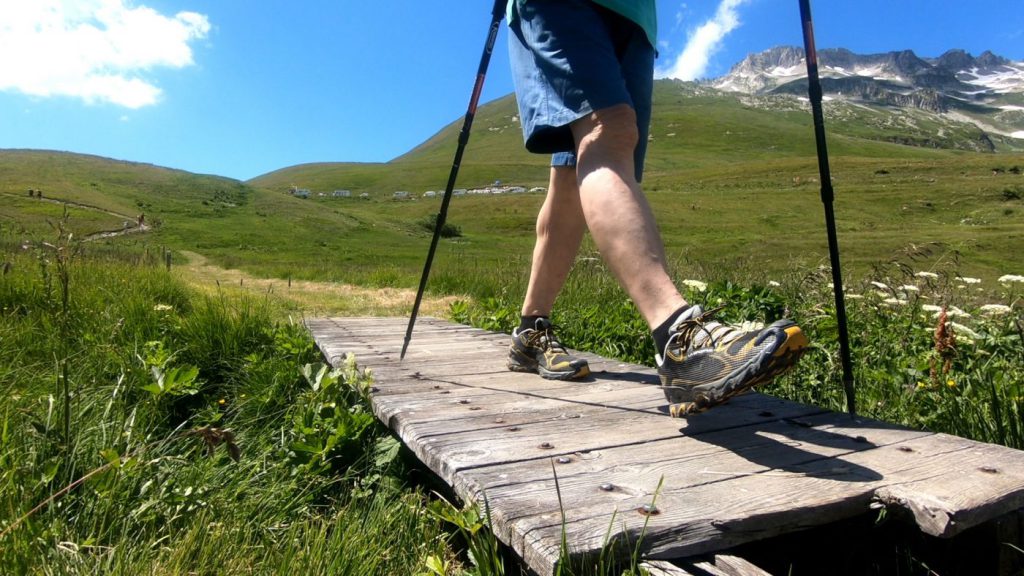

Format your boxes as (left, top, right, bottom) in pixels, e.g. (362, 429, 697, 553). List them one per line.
(921, 304, 943, 314)
(847, 294, 864, 300)
(870, 281, 889, 290)
(882, 298, 908, 306)
(947, 306, 971, 319)
(738, 320, 765, 331)
(979, 304, 1012, 316)
(683, 279, 707, 292)
(874, 291, 889, 298)
(998, 274, 1024, 284)
(915, 271, 939, 279)
(950, 322, 980, 340)
(900, 285, 920, 292)
(153, 304, 173, 312)
(768, 281, 781, 287)
(958, 276, 982, 284)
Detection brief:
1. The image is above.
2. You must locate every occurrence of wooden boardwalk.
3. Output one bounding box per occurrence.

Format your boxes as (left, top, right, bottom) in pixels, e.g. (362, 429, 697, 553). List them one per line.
(307, 316, 1024, 575)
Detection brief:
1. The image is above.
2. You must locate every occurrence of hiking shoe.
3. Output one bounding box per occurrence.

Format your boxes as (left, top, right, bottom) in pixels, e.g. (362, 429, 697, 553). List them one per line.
(657, 305, 808, 417)
(508, 318, 590, 380)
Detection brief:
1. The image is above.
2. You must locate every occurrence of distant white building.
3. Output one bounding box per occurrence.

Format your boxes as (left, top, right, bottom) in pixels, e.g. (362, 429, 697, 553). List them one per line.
(452, 189, 467, 196)
(359, 192, 370, 199)
(393, 191, 410, 199)
(333, 189, 352, 197)
(423, 190, 437, 198)
(293, 188, 311, 198)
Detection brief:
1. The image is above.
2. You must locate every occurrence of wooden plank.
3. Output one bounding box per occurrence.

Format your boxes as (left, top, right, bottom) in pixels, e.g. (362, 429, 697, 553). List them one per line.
(653, 555, 772, 576)
(449, 414, 927, 572)
(707, 554, 774, 576)
(307, 316, 1024, 576)
(640, 560, 698, 575)
(405, 396, 827, 490)
(484, 426, 1024, 574)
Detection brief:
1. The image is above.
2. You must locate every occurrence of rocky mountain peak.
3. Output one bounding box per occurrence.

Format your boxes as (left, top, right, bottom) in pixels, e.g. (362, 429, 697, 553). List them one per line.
(712, 46, 1024, 97)
(708, 46, 1024, 146)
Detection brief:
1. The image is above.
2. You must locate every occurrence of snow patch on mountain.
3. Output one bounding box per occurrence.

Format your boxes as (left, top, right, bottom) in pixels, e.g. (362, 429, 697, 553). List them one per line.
(961, 63, 1024, 93)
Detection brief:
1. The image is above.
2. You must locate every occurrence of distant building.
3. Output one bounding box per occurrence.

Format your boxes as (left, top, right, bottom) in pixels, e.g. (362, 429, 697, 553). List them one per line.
(294, 188, 311, 198)
(359, 192, 370, 199)
(393, 191, 410, 199)
(423, 190, 437, 198)
(333, 189, 352, 197)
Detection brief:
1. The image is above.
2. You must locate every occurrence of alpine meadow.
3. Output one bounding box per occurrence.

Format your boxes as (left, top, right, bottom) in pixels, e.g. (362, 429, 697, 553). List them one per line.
(3, 53, 1024, 575)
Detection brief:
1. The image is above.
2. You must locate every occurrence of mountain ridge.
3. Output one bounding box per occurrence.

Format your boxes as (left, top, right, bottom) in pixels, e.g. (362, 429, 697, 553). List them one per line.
(709, 46, 1024, 146)
(713, 46, 1024, 95)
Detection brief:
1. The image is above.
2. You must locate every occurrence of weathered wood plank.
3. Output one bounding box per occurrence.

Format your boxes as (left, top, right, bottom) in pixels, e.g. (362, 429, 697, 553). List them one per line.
(307, 316, 1024, 576)
(492, 426, 1024, 574)
(704, 554, 774, 576)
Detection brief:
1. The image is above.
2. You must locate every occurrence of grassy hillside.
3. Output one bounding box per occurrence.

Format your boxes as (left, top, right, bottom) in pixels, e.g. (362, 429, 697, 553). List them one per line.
(3, 82, 1023, 294)
(0, 150, 252, 238)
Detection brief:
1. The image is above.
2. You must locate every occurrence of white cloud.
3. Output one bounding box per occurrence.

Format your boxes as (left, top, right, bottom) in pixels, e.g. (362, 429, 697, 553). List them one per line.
(656, 0, 750, 81)
(0, 0, 209, 108)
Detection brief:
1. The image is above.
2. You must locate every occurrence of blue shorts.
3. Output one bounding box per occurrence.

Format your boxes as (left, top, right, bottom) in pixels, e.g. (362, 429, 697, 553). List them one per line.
(507, 0, 655, 181)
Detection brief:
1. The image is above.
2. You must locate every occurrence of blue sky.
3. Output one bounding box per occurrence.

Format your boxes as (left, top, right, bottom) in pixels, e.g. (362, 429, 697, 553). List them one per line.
(1, 1, 1021, 181)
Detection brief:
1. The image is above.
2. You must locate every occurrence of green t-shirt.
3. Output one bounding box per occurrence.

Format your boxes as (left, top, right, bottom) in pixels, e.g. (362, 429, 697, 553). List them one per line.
(506, 0, 657, 49)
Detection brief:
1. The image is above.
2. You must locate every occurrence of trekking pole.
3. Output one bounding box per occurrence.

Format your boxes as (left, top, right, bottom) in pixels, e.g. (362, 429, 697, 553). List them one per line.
(798, 0, 857, 416)
(401, 0, 506, 360)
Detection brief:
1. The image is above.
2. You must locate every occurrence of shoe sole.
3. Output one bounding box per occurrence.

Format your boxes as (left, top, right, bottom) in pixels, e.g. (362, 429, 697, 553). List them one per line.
(508, 358, 591, 380)
(662, 321, 808, 417)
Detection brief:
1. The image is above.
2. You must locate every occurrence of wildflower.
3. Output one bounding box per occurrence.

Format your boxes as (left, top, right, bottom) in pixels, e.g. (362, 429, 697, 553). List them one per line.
(950, 322, 980, 340)
(847, 294, 864, 299)
(931, 308, 957, 385)
(870, 281, 889, 290)
(915, 271, 939, 279)
(958, 276, 982, 284)
(922, 304, 944, 314)
(900, 285, 920, 292)
(998, 274, 1024, 283)
(768, 280, 781, 287)
(154, 304, 173, 312)
(947, 306, 971, 319)
(979, 304, 1012, 316)
(218, 398, 226, 405)
(883, 298, 908, 306)
(683, 279, 707, 292)
(916, 381, 928, 390)
(947, 380, 956, 388)
(738, 320, 765, 331)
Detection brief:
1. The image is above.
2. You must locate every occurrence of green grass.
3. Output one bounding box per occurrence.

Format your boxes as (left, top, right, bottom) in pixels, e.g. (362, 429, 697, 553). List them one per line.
(6, 231, 1019, 575)
(4, 81, 1024, 288)
(451, 252, 1024, 450)
(0, 241, 462, 575)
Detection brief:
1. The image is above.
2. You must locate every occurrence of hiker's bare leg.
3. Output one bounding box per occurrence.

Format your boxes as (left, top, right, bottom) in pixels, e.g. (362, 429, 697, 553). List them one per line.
(521, 166, 585, 317)
(572, 103, 687, 328)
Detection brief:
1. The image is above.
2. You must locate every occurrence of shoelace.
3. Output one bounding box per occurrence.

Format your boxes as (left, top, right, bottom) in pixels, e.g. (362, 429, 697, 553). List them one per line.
(667, 305, 742, 352)
(525, 324, 568, 354)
